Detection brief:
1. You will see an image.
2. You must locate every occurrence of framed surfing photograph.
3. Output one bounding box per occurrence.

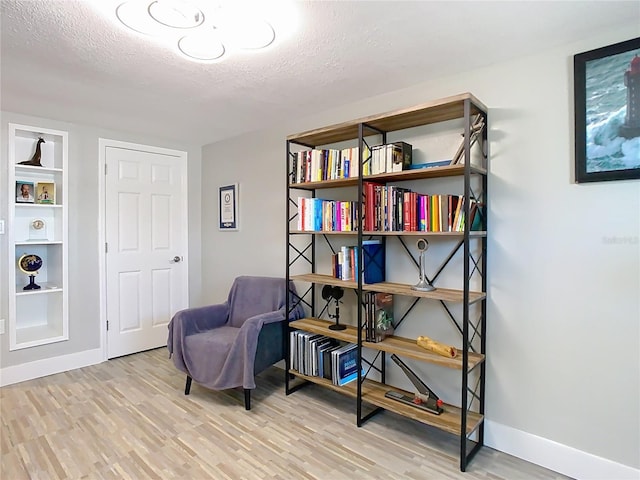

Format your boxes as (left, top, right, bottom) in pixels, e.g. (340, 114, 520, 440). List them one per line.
(574, 37, 640, 183)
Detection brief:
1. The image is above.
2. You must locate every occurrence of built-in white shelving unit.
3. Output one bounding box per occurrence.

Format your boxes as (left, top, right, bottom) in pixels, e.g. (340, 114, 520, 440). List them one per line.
(8, 124, 69, 350)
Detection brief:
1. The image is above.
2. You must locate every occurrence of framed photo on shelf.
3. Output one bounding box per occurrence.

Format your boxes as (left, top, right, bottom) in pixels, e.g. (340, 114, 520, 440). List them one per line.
(574, 37, 640, 183)
(16, 181, 35, 203)
(36, 181, 55, 204)
(218, 183, 239, 231)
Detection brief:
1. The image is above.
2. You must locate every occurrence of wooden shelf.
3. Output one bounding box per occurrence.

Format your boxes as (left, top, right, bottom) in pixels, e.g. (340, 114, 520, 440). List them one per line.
(289, 163, 486, 191)
(289, 370, 483, 436)
(288, 92, 487, 147)
(289, 318, 484, 371)
(290, 273, 486, 304)
(289, 229, 486, 238)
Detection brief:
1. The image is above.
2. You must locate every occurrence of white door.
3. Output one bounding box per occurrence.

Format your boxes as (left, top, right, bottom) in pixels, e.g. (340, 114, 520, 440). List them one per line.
(105, 143, 188, 359)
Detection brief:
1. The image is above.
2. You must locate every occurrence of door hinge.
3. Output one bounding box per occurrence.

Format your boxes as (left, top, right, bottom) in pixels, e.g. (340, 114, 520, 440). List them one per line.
(104, 164, 108, 175)
(106, 320, 109, 331)
(105, 242, 108, 253)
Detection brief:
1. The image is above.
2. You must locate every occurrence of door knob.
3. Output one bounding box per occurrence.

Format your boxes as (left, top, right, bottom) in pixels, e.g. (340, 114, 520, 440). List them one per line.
(171, 256, 182, 263)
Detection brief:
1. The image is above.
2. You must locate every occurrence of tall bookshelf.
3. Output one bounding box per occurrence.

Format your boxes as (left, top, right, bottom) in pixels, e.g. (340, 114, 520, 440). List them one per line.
(284, 93, 488, 471)
(7, 124, 69, 350)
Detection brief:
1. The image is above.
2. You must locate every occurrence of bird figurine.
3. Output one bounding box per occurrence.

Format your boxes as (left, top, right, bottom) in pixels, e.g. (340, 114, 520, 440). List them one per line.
(18, 137, 45, 166)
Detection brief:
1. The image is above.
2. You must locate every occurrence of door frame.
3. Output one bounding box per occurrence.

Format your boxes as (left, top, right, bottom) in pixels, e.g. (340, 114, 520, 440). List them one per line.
(98, 138, 189, 361)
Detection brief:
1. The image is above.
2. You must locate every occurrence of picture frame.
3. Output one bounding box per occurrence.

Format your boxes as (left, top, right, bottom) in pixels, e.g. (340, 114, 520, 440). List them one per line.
(36, 181, 55, 204)
(574, 37, 640, 183)
(218, 183, 239, 231)
(16, 181, 35, 203)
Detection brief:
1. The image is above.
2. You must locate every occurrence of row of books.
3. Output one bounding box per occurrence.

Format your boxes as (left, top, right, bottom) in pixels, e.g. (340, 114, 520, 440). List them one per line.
(296, 197, 359, 232)
(369, 141, 412, 175)
(364, 182, 482, 232)
(290, 147, 367, 184)
(297, 192, 481, 234)
(290, 331, 360, 386)
(330, 240, 385, 284)
(289, 141, 412, 184)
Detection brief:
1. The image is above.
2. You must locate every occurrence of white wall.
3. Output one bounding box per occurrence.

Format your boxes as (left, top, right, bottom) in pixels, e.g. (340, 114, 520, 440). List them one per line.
(200, 27, 639, 477)
(0, 111, 203, 371)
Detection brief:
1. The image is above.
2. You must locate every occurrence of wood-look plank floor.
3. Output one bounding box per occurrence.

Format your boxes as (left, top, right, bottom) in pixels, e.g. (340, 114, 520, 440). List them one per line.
(1, 348, 570, 479)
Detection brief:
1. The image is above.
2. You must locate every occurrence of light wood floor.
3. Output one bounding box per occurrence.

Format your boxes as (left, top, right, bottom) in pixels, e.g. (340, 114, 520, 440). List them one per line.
(1, 348, 570, 479)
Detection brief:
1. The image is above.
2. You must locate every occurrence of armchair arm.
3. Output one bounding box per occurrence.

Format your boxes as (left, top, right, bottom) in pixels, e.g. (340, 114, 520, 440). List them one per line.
(174, 304, 229, 333)
(242, 309, 286, 329)
(167, 302, 229, 356)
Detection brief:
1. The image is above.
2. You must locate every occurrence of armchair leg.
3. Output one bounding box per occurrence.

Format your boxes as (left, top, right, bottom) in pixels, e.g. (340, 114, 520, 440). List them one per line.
(185, 376, 192, 395)
(244, 389, 251, 410)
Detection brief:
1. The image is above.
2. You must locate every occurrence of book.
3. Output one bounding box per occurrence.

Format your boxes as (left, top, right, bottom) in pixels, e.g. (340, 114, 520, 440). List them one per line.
(409, 160, 451, 169)
(316, 339, 339, 378)
(373, 292, 394, 342)
(331, 343, 358, 386)
(336, 344, 360, 386)
(362, 240, 385, 284)
(322, 343, 342, 380)
(392, 141, 413, 172)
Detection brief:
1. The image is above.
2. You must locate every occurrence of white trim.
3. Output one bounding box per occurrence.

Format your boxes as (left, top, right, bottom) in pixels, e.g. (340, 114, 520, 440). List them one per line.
(0, 348, 103, 387)
(98, 138, 189, 360)
(485, 420, 640, 480)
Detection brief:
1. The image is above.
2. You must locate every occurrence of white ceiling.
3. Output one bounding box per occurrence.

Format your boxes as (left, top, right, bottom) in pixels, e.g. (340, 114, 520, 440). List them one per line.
(1, 0, 638, 146)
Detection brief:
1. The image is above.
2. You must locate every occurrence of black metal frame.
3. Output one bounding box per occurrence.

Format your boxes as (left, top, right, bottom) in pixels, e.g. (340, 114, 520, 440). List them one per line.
(284, 98, 488, 471)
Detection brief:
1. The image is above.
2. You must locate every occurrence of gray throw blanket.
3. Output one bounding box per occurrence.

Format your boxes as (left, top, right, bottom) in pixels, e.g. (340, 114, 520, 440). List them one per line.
(167, 276, 304, 390)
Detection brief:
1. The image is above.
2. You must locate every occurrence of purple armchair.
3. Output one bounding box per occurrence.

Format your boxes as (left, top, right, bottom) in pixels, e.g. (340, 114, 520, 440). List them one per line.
(167, 276, 304, 410)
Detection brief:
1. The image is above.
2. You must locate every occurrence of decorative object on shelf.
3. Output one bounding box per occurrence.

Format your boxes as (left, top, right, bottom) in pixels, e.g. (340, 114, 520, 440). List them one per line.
(411, 238, 435, 292)
(35, 182, 55, 204)
(15, 181, 35, 203)
(18, 253, 43, 290)
(417, 335, 458, 358)
(373, 292, 394, 342)
(574, 36, 640, 183)
(218, 183, 238, 230)
(111, 0, 281, 62)
(29, 218, 48, 241)
(450, 114, 485, 166)
(322, 285, 345, 331)
(385, 354, 444, 415)
(18, 137, 45, 166)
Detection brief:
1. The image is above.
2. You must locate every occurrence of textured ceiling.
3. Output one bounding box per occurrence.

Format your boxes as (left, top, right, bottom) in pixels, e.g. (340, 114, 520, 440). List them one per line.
(1, 0, 639, 146)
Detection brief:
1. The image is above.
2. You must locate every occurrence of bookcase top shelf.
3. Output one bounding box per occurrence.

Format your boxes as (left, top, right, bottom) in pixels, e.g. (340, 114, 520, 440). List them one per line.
(287, 92, 487, 147)
(289, 163, 487, 191)
(291, 273, 486, 304)
(290, 318, 484, 372)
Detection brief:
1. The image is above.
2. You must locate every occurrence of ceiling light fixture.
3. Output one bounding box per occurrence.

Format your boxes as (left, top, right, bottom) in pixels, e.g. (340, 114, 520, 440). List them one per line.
(115, 0, 278, 62)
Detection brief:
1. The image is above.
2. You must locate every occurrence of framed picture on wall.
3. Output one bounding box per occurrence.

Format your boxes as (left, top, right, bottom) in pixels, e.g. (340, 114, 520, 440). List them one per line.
(218, 183, 239, 231)
(574, 37, 640, 183)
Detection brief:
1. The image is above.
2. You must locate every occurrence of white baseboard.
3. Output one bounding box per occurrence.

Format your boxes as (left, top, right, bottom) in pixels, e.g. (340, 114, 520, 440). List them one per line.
(485, 419, 640, 480)
(0, 348, 104, 387)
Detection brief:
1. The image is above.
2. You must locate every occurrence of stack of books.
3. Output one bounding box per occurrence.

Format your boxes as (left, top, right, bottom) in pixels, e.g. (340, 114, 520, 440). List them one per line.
(290, 331, 360, 386)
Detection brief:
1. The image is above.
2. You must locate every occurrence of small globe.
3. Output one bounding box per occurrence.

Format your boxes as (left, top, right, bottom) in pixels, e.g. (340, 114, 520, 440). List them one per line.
(18, 254, 43, 275)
